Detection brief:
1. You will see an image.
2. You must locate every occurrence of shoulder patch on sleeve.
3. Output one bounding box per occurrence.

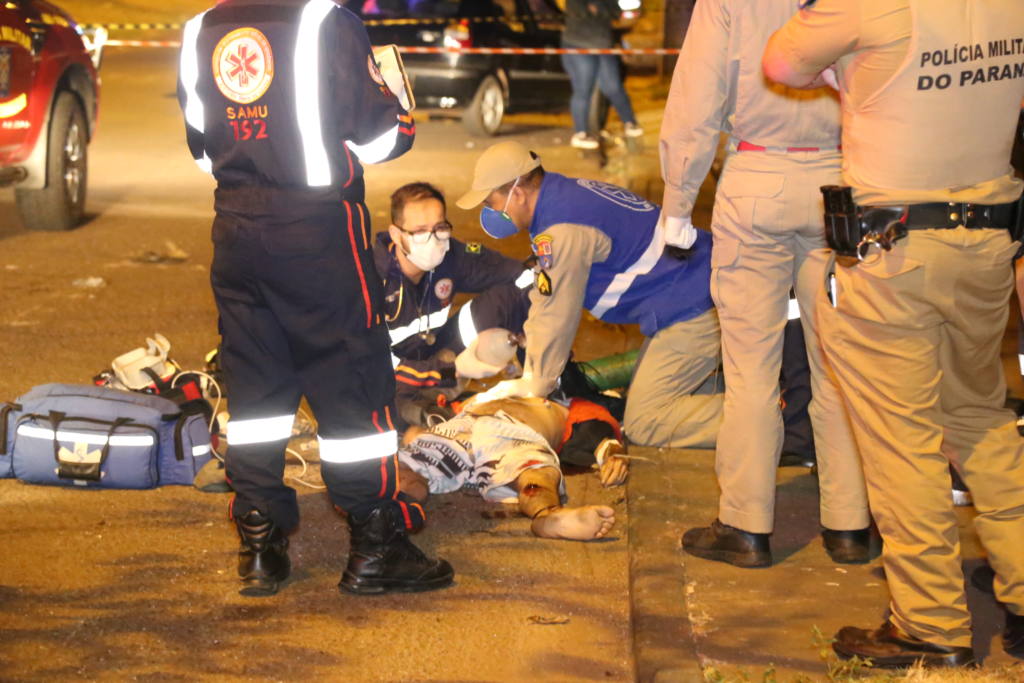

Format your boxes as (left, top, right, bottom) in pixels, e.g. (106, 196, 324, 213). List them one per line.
(465, 242, 482, 254)
(535, 270, 553, 296)
(532, 234, 554, 270)
(367, 54, 385, 85)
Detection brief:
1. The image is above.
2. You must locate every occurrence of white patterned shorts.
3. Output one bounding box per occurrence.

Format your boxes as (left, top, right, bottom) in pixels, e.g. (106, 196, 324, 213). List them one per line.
(397, 410, 565, 504)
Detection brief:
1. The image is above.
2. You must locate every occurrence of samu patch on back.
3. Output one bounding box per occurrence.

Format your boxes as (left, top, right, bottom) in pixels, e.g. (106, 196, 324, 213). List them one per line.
(213, 27, 274, 104)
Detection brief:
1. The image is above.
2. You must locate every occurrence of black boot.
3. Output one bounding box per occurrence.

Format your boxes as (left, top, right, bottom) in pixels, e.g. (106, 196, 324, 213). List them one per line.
(822, 527, 878, 565)
(833, 621, 975, 669)
(236, 509, 290, 597)
(681, 519, 771, 568)
(339, 504, 454, 595)
(1005, 611, 1024, 658)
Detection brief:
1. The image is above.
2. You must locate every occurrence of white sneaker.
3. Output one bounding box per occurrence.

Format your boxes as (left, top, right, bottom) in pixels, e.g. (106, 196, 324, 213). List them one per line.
(570, 132, 599, 150)
(624, 122, 644, 138)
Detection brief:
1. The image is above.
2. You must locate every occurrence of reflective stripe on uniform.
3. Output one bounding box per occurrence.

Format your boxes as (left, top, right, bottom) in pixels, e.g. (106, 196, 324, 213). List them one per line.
(17, 425, 155, 447)
(514, 268, 533, 289)
(180, 11, 211, 173)
(227, 414, 294, 445)
(347, 124, 400, 164)
(318, 430, 397, 463)
(458, 301, 477, 347)
(590, 227, 665, 318)
(787, 298, 800, 320)
(388, 305, 451, 344)
(295, 0, 336, 187)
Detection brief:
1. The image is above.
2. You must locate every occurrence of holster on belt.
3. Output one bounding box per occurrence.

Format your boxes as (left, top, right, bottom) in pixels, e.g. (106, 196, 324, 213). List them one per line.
(820, 185, 1024, 260)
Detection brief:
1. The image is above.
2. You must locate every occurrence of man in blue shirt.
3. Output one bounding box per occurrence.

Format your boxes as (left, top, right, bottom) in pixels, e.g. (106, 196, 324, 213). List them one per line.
(456, 141, 724, 447)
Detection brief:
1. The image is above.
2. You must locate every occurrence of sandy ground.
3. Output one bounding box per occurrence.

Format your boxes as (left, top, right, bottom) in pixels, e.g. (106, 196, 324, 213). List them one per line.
(5, 4, 1024, 681)
(0, 15, 643, 681)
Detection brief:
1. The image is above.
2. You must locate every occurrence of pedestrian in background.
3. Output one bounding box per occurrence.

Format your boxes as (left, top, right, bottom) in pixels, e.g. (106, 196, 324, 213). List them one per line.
(178, 0, 452, 598)
(765, 0, 1024, 668)
(664, 0, 871, 570)
(561, 0, 643, 149)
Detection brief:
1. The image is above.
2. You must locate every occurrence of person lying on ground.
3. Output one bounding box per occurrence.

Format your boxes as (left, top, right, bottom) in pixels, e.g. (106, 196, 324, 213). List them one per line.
(397, 396, 626, 541)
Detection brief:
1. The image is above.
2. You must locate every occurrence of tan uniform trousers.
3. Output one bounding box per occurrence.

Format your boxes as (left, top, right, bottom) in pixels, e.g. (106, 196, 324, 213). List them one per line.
(624, 307, 723, 449)
(817, 227, 1024, 648)
(711, 149, 870, 534)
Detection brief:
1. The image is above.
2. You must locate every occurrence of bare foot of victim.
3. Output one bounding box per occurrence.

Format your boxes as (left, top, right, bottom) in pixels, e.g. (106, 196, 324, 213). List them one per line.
(531, 505, 615, 541)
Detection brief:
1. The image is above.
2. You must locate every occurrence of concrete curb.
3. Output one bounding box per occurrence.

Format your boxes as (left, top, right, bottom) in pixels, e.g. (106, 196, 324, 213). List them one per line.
(627, 446, 705, 682)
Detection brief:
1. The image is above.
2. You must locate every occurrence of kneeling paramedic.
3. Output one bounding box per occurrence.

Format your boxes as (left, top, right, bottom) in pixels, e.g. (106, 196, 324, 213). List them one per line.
(177, 0, 452, 596)
(457, 141, 723, 447)
(374, 182, 532, 429)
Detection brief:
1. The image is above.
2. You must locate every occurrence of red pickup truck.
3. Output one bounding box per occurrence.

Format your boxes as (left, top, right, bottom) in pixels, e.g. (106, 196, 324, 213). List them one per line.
(0, 0, 101, 231)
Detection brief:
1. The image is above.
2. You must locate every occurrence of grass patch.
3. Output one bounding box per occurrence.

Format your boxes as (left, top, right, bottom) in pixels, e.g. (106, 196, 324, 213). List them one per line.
(698, 627, 1024, 682)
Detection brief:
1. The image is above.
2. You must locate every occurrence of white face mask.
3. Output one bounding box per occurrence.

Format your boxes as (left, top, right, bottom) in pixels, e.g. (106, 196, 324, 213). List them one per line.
(404, 235, 450, 271)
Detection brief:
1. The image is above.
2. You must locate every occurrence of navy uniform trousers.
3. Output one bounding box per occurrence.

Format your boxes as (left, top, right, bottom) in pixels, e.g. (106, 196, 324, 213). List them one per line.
(212, 186, 425, 532)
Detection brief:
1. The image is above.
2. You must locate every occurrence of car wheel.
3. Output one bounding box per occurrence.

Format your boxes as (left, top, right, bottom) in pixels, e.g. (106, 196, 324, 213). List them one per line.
(462, 75, 505, 137)
(586, 87, 610, 136)
(15, 92, 88, 232)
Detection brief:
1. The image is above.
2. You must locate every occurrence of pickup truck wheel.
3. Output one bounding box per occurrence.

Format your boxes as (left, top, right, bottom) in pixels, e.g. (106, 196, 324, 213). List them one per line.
(462, 75, 505, 137)
(15, 92, 88, 232)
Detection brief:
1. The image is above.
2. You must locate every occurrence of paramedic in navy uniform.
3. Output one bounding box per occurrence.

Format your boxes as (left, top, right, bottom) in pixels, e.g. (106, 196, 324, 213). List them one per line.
(374, 182, 533, 428)
(177, 0, 453, 597)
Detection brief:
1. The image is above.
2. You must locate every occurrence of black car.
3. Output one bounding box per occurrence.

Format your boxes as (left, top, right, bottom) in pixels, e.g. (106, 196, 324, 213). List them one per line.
(349, 0, 609, 136)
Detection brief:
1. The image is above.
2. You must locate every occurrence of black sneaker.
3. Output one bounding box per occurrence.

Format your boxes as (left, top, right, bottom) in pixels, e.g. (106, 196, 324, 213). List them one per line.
(833, 621, 975, 669)
(681, 519, 771, 568)
(778, 452, 816, 468)
(236, 509, 290, 597)
(339, 504, 454, 595)
(950, 465, 972, 507)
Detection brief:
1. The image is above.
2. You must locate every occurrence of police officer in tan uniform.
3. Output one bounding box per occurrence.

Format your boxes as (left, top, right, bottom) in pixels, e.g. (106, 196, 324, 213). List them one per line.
(765, 0, 1024, 668)
(663, 0, 871, 568)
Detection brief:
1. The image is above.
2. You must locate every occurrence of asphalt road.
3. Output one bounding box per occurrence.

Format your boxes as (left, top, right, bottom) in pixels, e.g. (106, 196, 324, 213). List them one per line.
(7, 8, 1024, 682)
(0, 45, 646, 681)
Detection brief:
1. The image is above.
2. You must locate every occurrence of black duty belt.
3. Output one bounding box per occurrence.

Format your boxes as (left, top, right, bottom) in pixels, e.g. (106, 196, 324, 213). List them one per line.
(821, 185, 1024, 260)
(886, 201, 1019, 230)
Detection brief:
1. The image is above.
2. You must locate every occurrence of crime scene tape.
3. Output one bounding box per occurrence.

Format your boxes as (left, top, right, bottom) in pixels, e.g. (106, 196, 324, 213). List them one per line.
(104, 39, 678, 54)
(106, 40, 181, 47)
(400, 46, 679, 55)
(81, 22, 181, 30)
(82, 15, 567, 31)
